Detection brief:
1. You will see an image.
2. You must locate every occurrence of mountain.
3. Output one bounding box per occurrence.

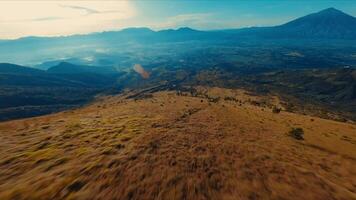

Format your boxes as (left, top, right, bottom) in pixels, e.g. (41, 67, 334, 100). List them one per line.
(156, 27, 216, 42)
(0, 63, 44, 75)
(275, 7, 356, 39)
(0, 63, 87, 87)
(0, 62, 126, 121)
(118, 27, 155, 35)
(222, 8, 356, 39)
(47, 62, 118, 75)
(34, 58, 91, 70)
(0, 8, 355, 67)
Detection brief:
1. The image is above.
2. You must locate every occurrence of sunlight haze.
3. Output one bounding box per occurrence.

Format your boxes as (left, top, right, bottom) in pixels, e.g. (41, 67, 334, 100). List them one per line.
(0, 0, 355, 39)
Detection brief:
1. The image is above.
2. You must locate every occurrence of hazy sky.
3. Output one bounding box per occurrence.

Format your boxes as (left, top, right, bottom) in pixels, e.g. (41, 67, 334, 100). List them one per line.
(0, 0, 355, 39)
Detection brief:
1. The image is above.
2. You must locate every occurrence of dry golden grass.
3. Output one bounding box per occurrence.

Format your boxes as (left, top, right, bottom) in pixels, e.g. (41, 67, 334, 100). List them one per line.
(0, 87, 355, 200)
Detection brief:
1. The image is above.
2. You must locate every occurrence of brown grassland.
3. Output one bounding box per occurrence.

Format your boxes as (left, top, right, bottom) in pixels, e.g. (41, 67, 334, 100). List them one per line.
(0, 87, 355, 200)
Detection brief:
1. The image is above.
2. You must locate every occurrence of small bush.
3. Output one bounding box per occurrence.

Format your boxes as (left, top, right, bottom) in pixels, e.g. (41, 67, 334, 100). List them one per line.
(289, 128, 304, 140)
(272, 106, 281, 113)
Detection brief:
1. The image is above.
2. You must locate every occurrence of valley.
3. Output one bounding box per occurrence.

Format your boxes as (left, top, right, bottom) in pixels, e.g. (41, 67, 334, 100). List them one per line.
(1, 8, 355, 122)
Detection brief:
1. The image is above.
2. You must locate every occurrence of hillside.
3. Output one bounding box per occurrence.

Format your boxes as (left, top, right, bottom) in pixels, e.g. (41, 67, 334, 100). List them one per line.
(0, 63, 44, 75)
(0, 63, 123, 121)
(0, 87, 355, 199)
(47, 62, 118, 75)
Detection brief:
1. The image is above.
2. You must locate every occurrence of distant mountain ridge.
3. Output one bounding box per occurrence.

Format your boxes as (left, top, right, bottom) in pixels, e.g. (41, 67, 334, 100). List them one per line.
(47, 62, 118, 74)
(0, 63, 44, 75)
(274, 7, 356, 39)
(222, 8, 356, 39)
(3, 7, 355, 42)
(0, 8, 355, 67)
(4, 8, 356, 41)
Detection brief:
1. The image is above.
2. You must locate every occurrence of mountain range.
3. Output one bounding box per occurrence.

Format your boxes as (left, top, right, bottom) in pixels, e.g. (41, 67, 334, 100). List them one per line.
(5, 7, 356, 41)
(224, 8, 356, 39)
(2, 8, 356, 42)
(0, 8, 355, 66)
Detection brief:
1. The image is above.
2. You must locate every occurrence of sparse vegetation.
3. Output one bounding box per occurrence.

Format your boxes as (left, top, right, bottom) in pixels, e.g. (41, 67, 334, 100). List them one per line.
(272, 106, 281, 113)
(289, 128, 304, 140)
(224, 96, 239, 102)
(0, 87, 355, 200)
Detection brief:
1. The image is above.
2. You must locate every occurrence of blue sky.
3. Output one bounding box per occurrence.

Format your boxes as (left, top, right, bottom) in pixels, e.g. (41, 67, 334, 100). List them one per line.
(0, 0, 355, 39)
(132, 0, 356, 29)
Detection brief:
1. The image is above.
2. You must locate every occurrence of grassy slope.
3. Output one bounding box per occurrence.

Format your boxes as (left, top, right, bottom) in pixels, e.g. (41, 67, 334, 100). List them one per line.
(0, 87, 355, 200)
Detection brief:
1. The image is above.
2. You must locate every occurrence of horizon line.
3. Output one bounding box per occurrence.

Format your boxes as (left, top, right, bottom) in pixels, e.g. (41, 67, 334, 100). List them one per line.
(0, 6, 351, 41)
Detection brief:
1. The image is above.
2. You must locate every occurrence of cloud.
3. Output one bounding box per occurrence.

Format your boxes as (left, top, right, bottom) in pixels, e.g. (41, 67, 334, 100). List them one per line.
(169, 13, 212, 23)
(150, 12, 270, 30)
(59, 4, 100, 15)
(152, 13, 213, 29)
(147, 11, 288, 31)
(0, 1, 136, 39)
(32, 17, 64, 22)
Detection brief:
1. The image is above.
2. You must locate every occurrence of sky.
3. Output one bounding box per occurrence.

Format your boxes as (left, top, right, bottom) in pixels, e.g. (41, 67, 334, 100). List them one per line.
(0, 0, 355, 39)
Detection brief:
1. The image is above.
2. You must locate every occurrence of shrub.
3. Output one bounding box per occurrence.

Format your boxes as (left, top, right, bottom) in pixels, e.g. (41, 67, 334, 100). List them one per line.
(289, 128, 304, 140)
(272, 106, 281, 113)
